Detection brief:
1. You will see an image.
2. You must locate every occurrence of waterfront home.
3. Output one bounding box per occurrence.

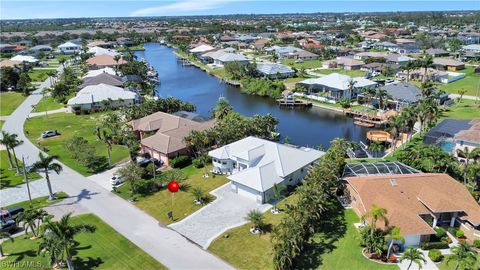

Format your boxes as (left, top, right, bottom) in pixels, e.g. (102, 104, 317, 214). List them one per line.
(87, 46, 120, 57)
(297, 73, 377, 102)
(377, 82, 422, 111)
(345, 173, 480, 246)
(67, 83, 140, 111)
(79, 73, 123, 88)
(83, 67, 117, 78)
(86, 54, 127, 70)
(189, 44, 216, 55)
(28, 45, 52, 55)
(87, 40, 113, 48)
(57, 41, 81, 54)
(425, 48, 450, 57)
(256, 63, 295, 79)
(209, 136, 324, 203)
(131, 111, 215, 166)
(322, 57, 364, 70)
(201, 49, 249, 66)
(432, 58, 465, 71)
(384, 54, 414, 66)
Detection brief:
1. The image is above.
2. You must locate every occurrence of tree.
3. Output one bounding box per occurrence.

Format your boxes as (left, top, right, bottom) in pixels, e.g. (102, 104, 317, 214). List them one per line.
(113, 55, 121, 73)
(9, 133, 23, 175)
(385, 227, 405, 260)
(17, 208, 48, 238)
(17, 73, 32, 96)
(375, 88, 391, 110)
(59, 58, 66, 69)
(446, 242, 477, 270)
(400, 248, 426, 270)
(359, 225, 386, 257)
(39, 213, 96, 270)
(347, 79, 356, 100)
(1, 67, 20, 91)
(420, 55, 433, 82)
(211, 97, 233, 120)
(271, 183, 286, 213)
(191, 187, 205, 204)
(30, 153, 63, 200)
(0, 232, 13, 258)
(457, 88, 467, 102)
(369, 142, 384, 158)
(362, 204, 389, 229)
(245, 210, 264, 232)
(117, 162, 144, 195)
(403, 61, 417, 82)
(0, 131, 15, 169)
(448, 38, 463, 52)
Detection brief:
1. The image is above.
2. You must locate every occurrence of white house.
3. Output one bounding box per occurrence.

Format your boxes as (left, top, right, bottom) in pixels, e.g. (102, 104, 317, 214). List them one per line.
(57, 41, 81, 54)
(82, 67, 117, 78)
(10, 55, 38, 63)
(67, 83, 140, 111)
(256, 63, 295, 79)
(209, 137, 324, 203)
(87, 46, 120, 57)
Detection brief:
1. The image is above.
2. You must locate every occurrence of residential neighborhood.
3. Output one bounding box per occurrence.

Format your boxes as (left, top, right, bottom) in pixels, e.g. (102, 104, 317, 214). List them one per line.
(1, 2, 480, 270)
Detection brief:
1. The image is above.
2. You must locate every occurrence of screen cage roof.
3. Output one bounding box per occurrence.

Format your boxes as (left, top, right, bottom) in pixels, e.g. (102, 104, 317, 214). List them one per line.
(342, 162, 421, 178)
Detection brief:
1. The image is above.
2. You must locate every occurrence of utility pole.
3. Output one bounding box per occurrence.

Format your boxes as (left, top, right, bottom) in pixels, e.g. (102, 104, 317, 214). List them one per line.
(22, 156, 33, 207)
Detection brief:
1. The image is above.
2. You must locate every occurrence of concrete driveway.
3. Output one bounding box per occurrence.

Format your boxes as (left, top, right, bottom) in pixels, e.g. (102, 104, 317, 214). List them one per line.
(170, 183, 272, 249)
(397, 250, 438, 270)
(87, 164, 125, 191)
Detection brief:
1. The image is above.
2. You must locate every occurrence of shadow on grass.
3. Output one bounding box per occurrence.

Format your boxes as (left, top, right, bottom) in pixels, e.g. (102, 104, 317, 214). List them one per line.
(73, 256, 104, 269)
(293, 201, 347, 269)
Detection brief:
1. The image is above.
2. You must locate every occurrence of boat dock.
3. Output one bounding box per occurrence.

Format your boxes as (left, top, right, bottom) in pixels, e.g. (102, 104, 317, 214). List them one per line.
(277, 99, 312, 108)
(344, 109, 391, 127)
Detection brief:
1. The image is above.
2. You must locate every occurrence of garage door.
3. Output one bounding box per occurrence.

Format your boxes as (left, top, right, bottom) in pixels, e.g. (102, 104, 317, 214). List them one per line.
(236, 183, 259, 201)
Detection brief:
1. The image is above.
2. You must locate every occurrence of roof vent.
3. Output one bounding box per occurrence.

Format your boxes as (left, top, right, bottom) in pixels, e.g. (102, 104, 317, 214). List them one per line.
(390, 178, 398, 187)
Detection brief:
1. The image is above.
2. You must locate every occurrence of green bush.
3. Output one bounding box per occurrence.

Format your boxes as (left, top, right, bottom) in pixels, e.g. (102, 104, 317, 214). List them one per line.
(170, 155, 191, 169)
(435, 227, 447, 238)
(456, 230, 465, 238)
(448, 227, 458, 235)
(428, 249, 443, 262)
(473, 239, 480, 248)
(421, 242, 449, 250)
(192, 158, 204, 168)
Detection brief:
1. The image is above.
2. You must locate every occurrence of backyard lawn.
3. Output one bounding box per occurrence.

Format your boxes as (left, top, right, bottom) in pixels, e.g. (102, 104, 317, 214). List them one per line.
(3, 192, 68, 209)
(24, 112, 129, 176)
(28, 68, 52, 82)
(313, 68, 367, 77)
(32, 96, 66, 112)
(0, 150, 41, 189)
(0, 92, 26, 115)
(281, 59, 323, 69)
(117, 45, 145, 52)
(115, 165, 228, 224)
(209, 206, 398, 270)
(438, 66, 480, 96)
(441, 99, 480, 120)
(1, 214, 166, 270)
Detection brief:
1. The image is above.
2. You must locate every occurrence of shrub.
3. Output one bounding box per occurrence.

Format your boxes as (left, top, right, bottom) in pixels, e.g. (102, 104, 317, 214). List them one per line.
(170, 155, 191, 168)
(421, 242, 449, 250)
(441, 236, 452, 244)
(435, 227, 447, 238)
(192, 158, 204, 168)
(456, 230, 465, 238)
(448, 227, 458, 236)
(428, 249, 443, 262)
(134, 179, 156, 195)
(473, 239, 480, 248)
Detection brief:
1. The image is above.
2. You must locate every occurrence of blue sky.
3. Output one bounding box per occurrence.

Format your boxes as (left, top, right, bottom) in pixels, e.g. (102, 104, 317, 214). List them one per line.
(2, 0, 479, 20)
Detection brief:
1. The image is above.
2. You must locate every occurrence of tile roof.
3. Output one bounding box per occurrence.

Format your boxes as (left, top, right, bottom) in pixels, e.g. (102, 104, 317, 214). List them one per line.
(80, 73, 123, 88)
(380, 82, 422, 103)
(67, 83, 138, 105)
(87, 55, 127, 66)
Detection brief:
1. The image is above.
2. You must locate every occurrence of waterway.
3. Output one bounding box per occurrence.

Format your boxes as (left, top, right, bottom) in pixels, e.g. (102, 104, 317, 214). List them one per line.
(135, 43, 368, 148)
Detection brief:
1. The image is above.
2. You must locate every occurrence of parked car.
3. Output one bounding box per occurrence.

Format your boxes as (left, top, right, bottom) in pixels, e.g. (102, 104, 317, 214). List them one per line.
(0, 208, 21, 233)
(41, 130, 59, 138)
(136, 157, 162, 168)
(110, 175, 124, 187)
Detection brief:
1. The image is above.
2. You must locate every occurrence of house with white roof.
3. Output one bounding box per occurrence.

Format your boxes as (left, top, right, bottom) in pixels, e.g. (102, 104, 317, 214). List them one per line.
(83, 67, 117, 78)
(67, 83, 140, 111)
(57, 41, 81, 54)
(10, 55, 38, 63)
(87, 46, 120, 57)
(189, 44, 216, 54)
(256, 63, 295, 79)
(297, 73, 377, 102)
(200, 49, 249, 66)
(209, 136, 324, 203)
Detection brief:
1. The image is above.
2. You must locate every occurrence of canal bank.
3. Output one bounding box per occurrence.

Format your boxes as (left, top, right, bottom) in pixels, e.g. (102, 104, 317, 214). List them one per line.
(135, 43, 369, 148)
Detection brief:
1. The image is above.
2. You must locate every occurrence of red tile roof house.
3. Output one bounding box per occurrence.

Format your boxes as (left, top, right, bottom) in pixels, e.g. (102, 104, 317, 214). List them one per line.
(131, 112, 215, 166)
(345, 173, 480, 246)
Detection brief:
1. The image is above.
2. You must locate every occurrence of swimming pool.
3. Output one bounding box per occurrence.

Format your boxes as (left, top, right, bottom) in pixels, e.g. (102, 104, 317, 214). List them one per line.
(438, 141, 455, 154)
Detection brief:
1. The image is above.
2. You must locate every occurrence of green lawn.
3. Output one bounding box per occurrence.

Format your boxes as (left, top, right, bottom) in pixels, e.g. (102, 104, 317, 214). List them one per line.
(313, 68, 367, 77)
(117, 45, 145, 52)
(281, 59, 323, 69)
(438, 67, 480, 96)
(3, 192, 68, 209)
(24, 112, 129, 176)
(0, 120, 4, 129)
(32, 96, 66, 112)
(0, 92, 26, 115)
(437, 253, 480, 270)
(441, 99, 480, 120)
(1, 150, 41, 189)
(28, 69, 51, 82)
(209, 206, 398, 270)
(115, 165, 228, 224)
(1, 214, 166, 270)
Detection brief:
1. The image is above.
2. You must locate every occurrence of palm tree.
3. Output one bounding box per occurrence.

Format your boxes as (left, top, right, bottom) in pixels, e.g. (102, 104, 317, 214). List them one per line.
(347, 79, 357, 100)
(400, 248, 426, 270)
(369, 142, 384, 158)
(30, 153, 63, 200)
(9, 133, 23, 175)
(420, 55, 433, 82)
(245, 210, 264, 232)
(375, 88, 391, 110)
(113, 55, 121, 74)
(359, 225, 386, 257)
(385, 227, 405, 260)
(191, 187, 205, 204)
(457, 147, 475, 184)
(40, 213, 96, 270)
(403, 61, 417, 82)
(17, 208, 48, 238)
(362, 204, 389, 230)
(0, 131, 15, 169)
(99, 130, 113, 166)
(457, 88, 467, 103)
(446, 242, 477, 270)
(59, 58, 66, 69)
(0, 232, 13, 258)
(212, 97, 232, 120)
(271, 183, 286, 213)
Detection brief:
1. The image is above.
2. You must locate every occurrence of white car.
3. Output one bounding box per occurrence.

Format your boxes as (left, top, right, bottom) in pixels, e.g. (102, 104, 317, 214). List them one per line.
(110, 175, 124, 187)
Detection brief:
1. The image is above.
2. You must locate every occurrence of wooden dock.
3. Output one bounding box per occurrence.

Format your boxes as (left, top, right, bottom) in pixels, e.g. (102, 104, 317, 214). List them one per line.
(277, 99, 312, 108)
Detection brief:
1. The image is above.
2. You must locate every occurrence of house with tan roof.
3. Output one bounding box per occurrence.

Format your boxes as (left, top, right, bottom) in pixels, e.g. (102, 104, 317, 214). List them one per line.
(86, 54, 127, 70)
(132, 111, 215, 166)
(345, 173, 480, 246)
(433, 58, 465, 71)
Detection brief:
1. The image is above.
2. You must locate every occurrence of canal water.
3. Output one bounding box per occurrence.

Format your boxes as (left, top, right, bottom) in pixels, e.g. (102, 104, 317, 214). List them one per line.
(135, 43, 368, 148)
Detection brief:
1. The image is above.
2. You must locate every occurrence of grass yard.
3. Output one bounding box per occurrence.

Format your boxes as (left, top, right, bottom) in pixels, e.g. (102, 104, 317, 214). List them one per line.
(117, 45, 145, 52)
(438, 67, 480, 96)
(1, 214, 166, 270)
(24, 112, 129, 176)
(437, 253, 480, 270)
(32, 96, 66, 112)
(313, 68, 367, 77)
(0, 120, 4, 129)
(441, 99, 480, 120)
(0, 92, 26, 115)
(28, 69, 51, 82)
(115, 165, 228, 224)
(0, 150, 41, 189)
(281, 59, 323, 69)
(3, 192, 68, 209)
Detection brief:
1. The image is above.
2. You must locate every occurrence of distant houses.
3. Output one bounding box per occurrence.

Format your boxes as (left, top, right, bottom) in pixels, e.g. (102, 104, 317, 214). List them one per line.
(256, 63, 295, 79)
(86, 54, 127, 70)
(57, 41, 81, 54)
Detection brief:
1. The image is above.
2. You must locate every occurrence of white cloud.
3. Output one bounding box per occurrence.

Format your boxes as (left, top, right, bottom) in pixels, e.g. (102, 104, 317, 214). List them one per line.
(131, 0, 237, 17)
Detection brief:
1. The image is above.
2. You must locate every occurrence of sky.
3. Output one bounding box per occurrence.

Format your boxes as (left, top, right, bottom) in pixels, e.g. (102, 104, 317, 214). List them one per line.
(1, 0, 479, 20)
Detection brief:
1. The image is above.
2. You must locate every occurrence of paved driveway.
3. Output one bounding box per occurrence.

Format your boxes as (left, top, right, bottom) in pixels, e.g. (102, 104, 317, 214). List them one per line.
(397, 250, 438, 270)
(87, 164, 125, 191)
(170, 183, 272, 249)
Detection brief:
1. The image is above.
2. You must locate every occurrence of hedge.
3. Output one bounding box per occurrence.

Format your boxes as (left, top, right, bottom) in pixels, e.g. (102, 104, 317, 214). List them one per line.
(421, 242, 450, 250)
(170, 155, 192, 168)
(435, 227, 447, 238)
(428, 249, 443, 262)
(473, 239, 480, 248)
